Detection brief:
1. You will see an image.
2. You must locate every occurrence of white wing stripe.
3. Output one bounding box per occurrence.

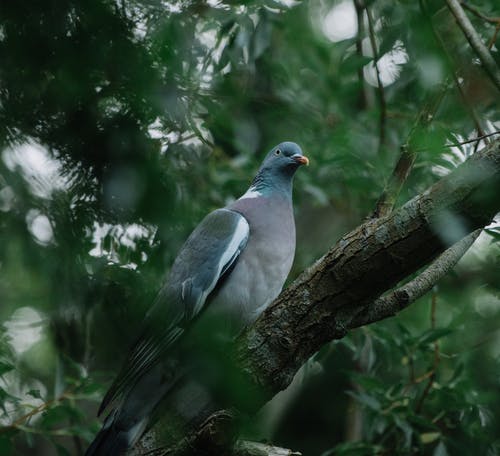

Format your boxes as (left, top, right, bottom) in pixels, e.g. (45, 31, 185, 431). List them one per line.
(192, 214, 249, 316)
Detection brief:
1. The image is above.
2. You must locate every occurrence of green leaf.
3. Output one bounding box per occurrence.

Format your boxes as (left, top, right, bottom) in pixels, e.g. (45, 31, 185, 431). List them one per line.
(433, 441, 448, 456)
(485, 228, 500, 242)
(421, 432, 441, 444)
(340, 53, 373, 74)
(347, 372, 386, 390)
(448, 362, 464, 386)
(347, 391, 381, 411)
(416, 328, 453, 347)
(408, 413, 440, 430)
(0, 361, 14, 376)
(40, 404, 82, 429)
(394, 415, 413, 448)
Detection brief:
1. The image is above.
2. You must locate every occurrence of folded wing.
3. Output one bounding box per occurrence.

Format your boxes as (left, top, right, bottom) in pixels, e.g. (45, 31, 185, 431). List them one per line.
(98, 208, 250, 416)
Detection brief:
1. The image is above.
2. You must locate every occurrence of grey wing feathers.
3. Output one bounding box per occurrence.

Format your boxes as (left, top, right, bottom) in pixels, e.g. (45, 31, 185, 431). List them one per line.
(98, 209, 249, 416)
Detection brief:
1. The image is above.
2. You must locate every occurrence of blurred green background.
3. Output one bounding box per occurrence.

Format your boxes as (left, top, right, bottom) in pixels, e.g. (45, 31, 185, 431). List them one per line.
(0, 0, 499, 454)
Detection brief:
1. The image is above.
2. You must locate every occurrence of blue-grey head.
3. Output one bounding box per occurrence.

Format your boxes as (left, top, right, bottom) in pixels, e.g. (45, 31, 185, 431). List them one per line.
(250, 142, 309, 195)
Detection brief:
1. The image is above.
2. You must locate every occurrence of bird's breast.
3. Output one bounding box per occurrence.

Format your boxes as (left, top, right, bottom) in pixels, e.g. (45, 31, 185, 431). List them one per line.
(206, 195, 296, 333)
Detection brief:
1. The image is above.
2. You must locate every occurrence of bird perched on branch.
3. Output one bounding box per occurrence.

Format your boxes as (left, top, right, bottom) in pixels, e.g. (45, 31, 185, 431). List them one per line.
(85, 142, 309, 455)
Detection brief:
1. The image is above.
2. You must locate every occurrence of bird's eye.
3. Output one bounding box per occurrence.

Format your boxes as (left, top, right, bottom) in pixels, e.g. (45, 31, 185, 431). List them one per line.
(275, 149, 281, 155)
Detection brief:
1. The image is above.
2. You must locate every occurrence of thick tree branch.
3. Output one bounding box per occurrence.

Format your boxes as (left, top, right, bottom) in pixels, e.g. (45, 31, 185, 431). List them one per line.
(132, 410, 301, 456)
(445, 0, 500, 91)
(233, 442, 301, 456)
(236, 138, 500, 405)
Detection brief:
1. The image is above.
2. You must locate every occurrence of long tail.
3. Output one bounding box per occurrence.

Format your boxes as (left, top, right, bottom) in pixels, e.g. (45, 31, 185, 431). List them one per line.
(85, 408, 148, 456)
(85, 364, 174, 456)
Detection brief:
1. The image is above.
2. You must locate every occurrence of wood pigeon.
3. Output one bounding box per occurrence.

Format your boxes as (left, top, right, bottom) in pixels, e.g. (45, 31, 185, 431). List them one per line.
(85, 142, 308, 455)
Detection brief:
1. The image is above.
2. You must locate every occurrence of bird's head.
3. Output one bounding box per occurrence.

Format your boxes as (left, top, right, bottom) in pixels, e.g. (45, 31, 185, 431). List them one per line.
(260, 141, 309, 175)
(249, 142, 308, 196)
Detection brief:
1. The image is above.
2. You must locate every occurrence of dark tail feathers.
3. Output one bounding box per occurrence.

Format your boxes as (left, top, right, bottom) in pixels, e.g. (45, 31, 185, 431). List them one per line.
(85, 410, 140, 456)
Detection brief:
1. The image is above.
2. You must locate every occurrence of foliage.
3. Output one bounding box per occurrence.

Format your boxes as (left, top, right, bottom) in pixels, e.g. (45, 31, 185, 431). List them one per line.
(0, 0, 499, 454)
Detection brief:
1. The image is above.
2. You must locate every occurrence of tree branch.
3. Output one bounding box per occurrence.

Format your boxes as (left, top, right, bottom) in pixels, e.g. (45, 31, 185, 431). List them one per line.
(415, 290, 440, 413)
(365, 3, 387, 153)
(236, 138, 500, 404)
(488, 22, 500, 49)
(372, 84, 448, 217)
(348, 229, 481, 328)
(439, 131, 500, 149)
(354, 0, 368, 110)
(233, 441, 302, 456)
(132, 410, 301, 456)
(460, 1, 500, 25)
(445, 0, 500, 91)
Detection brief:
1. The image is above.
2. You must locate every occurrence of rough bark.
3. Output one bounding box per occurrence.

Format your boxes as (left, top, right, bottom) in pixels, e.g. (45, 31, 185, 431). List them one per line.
(235, 139, 500, 406)
(131, 411, 300, 456)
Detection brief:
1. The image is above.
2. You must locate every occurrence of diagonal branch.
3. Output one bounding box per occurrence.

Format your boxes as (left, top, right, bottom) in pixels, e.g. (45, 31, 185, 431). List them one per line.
(460, 1, 500, 25)
(348, 229, 481, 328)
(445, 0, 500, 91)
(236, 138, 500, 403)
(372, 84, 448, 218)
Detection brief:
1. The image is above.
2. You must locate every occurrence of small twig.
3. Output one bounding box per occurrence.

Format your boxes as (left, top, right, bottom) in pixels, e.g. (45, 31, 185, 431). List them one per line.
(432, 130, 500, 149)
(488, 22, 500, 49)
(445, 0, 500, 91)
(0, 387, 76, 434)
(413, 369, 435, 384)
(349, 229, 481, 328)
(416, 290, 441, 413)
(415, 369, 434, 414)
(372, 84, 448, 218)
(452, 72, 487, 142)
(365, 3, 388, 153)
(354, 0, 368, 110)
(460, 2, 500, 25)
(408, 355, 416, 384)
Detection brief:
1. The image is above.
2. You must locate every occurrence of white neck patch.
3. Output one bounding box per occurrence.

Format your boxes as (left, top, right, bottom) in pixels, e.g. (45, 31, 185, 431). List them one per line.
(239, 186, 262, 200)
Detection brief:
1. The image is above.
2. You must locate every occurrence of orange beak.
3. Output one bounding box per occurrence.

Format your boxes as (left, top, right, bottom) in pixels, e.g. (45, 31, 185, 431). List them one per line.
(292, 155, 310, 166)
